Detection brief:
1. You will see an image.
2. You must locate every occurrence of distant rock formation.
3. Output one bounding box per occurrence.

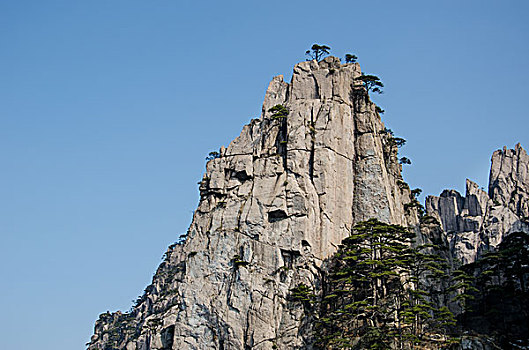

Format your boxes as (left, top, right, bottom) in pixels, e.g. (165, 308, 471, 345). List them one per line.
(426, 143, 529, 265)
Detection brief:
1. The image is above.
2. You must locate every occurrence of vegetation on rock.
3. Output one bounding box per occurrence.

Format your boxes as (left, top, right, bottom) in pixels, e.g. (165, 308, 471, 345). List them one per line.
(454, 231, 529, 348)
(375, 106, 385, 114)
(268, 104, 289, 119)
(206, 151, 220, 161)
(355, 73, 384, 94)
(232, 254, 250, 268)
(314, 219, 457, 349)
(306, 44, 331, 61)
(300, 219, 529, 349)
(344, 54, 358, 63)
(399, 157, 412, 165)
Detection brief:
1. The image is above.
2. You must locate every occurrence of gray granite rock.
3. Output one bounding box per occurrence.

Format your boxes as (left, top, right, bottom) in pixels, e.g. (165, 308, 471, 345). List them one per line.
(426, 145, 529, 264)
(87, 57, 417, 350)
(88, 56, 529, 349)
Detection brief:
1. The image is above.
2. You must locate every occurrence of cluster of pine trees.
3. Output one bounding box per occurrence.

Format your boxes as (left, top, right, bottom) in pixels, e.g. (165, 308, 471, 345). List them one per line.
(315, 219, 456, 349)
(456, 231, 529, 348)
(290, 219, 529, 349)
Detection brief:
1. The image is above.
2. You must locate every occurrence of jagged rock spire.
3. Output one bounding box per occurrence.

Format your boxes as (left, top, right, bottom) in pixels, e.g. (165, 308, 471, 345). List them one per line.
(426, 144, 529, 264)
(88, 57, 419, 350)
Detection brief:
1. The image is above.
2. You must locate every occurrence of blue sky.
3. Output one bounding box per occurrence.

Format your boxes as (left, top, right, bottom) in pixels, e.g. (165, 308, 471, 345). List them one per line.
(1, 1, 528, 349)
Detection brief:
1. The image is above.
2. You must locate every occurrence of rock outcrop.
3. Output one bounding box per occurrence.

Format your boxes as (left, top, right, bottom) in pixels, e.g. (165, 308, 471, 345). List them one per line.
(87, 57, 420, 350)
(87, 55, 529, 350)
(426, 143, 529, 264)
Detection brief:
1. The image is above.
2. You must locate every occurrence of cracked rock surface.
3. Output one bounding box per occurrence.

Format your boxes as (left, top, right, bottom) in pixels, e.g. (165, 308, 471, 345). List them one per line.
(426, 143, 529, 264)
(87, 57, 418, 350)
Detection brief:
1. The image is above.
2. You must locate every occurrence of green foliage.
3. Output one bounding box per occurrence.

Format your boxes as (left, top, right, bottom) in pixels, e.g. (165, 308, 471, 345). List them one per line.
(290, 283, 314, 302)
(133, 294, 147, 308)
(454, 232, 529, 345)
(401, 243, 453, 341)
(97, 312, 138, 348)
(393, 137, 406, 147)
(344, 53, 358, 63)
(306, 44, 331, 61)
(355, 73, 384, 94)
(399, 157, 411, 165)
(411, 188, 422, 198)
(316, 219, 455, 349)
(357, 326, 394, 349)
(289, 283, 315, 312)
(404, 199, 425, 216)
(206, 151, 220, 161)
(386, 136, 407, 150)
(397, 179, 410, 190)
(232, 254, 250, 268)
(268, 104, 289, 119)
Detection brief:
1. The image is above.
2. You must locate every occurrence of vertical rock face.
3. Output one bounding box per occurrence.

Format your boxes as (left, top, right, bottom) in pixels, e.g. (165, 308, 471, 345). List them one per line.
(489, 143, 529, 219)
(87, 57, 418, 350)
(426, 144, 529, 264)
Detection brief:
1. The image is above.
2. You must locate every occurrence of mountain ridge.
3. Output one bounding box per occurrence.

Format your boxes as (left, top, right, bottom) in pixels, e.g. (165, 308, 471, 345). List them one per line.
(87, 57, 528, 350)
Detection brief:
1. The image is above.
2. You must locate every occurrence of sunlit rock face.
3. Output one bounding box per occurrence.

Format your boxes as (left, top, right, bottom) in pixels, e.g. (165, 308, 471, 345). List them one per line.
(87, 56, 529, 350)
(87, 57, 418, 350)
(426, 144, 529, 264)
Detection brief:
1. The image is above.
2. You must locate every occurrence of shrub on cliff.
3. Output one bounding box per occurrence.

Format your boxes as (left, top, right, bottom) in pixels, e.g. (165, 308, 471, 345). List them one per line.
(268, 104, 289, 119)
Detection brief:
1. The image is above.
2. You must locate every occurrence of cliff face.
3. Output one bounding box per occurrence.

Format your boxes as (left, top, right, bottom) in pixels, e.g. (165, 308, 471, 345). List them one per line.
(87, 57, 419, 350)
(426, 143, 529, 264)
(88, 56, 529, 350)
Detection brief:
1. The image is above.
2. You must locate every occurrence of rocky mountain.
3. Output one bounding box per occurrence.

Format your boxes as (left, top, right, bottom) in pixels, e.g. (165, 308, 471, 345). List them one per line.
(87, 57, 528, 350)
(426, 143, 529, 265)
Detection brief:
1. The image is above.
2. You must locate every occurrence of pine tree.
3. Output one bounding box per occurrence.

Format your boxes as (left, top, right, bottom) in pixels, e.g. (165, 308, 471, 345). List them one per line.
(355, 74, 384, 94)
(316, 219, 456, 349)
(400, 244, 454, 346)
(306, 44, 331, 61)
(454, 232, 529, 344)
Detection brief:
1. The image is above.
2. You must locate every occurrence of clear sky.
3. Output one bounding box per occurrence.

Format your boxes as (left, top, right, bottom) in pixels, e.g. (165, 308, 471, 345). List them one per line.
(1, 1, 528, 349)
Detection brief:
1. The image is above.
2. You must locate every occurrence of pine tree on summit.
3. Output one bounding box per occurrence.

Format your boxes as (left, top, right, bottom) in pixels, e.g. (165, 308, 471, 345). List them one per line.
(345, 53, 358, 63)
(306, 44, 331, 61)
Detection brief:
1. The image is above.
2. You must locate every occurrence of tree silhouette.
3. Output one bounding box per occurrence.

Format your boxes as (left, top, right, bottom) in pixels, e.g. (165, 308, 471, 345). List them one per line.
(345, 53, 358, 63)
(393, 137, 407, 147)
(305, 44, 331, 61)
(206, 151, 220, 161)
(355, 74, 384, 94)
(399, 157, 412, 165)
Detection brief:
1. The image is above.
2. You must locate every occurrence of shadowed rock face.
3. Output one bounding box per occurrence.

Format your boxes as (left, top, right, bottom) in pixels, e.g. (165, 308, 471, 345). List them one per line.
(87, 57, 419, 350)
(426, 144, 529, 264)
